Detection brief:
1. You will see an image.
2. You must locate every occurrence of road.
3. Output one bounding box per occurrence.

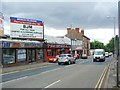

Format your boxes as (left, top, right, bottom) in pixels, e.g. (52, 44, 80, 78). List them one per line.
(2, 56, 112, 88)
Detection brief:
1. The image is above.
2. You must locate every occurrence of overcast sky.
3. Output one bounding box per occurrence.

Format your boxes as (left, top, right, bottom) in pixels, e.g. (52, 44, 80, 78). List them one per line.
(1, 0, 118, 44)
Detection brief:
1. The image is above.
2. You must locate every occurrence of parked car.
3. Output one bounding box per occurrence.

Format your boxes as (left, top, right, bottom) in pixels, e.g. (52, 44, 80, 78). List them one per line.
(105, 52, 109, 57)
(81, 54, 88, 59)
(58, 54, 76, 65)
(48, 55, 59, 63)
(109, 52, 113, 56)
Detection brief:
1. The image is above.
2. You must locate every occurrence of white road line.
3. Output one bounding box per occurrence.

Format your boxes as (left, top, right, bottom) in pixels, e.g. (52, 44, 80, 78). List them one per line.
(41, 68, 61, 74)
(65, 64, 75, 68)
(1, 76, 28, 84)
(44, 80, 61, 88)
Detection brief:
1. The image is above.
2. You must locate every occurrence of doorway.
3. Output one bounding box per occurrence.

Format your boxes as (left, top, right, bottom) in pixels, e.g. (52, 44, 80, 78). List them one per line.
(28, 49, 36, 63)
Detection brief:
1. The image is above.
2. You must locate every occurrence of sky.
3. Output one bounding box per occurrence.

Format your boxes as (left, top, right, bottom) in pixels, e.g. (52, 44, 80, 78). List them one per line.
(1, 0, 118, 45)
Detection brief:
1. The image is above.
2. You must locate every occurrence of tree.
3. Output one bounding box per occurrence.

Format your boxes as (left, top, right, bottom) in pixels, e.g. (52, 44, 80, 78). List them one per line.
(90, 40, 104, 49)
(105, 38, 114, 52)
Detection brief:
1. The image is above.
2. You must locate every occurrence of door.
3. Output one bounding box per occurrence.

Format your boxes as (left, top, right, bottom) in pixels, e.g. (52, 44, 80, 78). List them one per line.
(28, 49, 35, 63)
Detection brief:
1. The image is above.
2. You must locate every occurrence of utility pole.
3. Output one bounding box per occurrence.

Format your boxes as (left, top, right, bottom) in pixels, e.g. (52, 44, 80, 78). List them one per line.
(117, 1, 120, 87)
(70, 24, 73, 55)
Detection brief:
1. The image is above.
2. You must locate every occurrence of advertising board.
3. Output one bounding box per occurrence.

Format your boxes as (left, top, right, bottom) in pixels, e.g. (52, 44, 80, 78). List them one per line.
(10, 17, 44, 39)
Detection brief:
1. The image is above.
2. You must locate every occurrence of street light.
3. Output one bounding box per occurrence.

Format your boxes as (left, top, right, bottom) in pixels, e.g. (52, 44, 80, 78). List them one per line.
(107, 16, 116, 57)
(70, 24, 73, 55)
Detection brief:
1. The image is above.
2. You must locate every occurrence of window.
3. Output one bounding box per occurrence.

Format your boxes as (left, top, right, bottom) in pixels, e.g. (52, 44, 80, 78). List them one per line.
(47, 50, 51, 56)
(17, 49, 26, 62)
(37, 49, 43, 60)
(3, 49, 15, 64)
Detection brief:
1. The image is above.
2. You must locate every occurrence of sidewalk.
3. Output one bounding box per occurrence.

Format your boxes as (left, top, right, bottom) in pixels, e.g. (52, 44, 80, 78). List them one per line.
(103, 56, 120, 89)
(1, 62, 56, 74)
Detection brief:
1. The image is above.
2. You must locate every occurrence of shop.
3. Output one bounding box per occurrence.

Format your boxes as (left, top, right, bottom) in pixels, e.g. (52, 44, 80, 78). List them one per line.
(45, 43, 70, 61)
(1, 39, 43, 67)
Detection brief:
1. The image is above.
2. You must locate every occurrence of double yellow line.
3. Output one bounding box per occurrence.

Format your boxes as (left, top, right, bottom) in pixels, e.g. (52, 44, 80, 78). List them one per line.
(95, 64, 109, 90)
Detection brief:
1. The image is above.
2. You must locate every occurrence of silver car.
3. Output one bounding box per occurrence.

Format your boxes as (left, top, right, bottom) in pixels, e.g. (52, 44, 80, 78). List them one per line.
(58, 54, 76, 65)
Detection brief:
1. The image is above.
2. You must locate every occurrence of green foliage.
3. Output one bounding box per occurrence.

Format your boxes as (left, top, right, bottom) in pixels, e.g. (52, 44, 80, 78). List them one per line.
(90, 40, 104, 49)
(90, 36, 118, 53)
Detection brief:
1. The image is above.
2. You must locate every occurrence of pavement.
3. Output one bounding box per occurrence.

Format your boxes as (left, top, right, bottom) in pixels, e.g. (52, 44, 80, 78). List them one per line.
(1, 62, 56, 74)
(103, 56, 120, 89)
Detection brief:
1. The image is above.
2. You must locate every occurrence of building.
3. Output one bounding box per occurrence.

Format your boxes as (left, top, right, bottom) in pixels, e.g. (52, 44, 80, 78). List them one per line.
(0, 35, 71, 67)
(65, 28, 90, 56)
(81, 30, 90, 56)
(44, 35, 71, 61)
(0, 38, 44, 67)
(65, 28, 83, 56)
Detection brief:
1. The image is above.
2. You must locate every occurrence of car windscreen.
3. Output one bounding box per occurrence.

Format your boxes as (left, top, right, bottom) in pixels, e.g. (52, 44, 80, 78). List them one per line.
(94, 51, 103, 55)
(59, 55, 66, 57)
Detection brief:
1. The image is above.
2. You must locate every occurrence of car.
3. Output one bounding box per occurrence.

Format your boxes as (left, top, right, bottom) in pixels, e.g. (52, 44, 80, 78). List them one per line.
(81, 54, 88, 59)
(48, 55, 59, 63)
(58, 54, 76, 65)
(93, 49, 105, 62)
(109, 52, 113, 56)
(105, 52, 109, 57)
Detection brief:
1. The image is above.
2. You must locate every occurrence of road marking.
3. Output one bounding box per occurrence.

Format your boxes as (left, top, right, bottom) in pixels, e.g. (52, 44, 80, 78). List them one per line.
(41, 68, 61, 74)
(98, 67, 108, 89)
(44, 80, 61, 89)
(94, 63, 110, 89)
(1, 76, 28, 84)
(65, 64, 75, 68)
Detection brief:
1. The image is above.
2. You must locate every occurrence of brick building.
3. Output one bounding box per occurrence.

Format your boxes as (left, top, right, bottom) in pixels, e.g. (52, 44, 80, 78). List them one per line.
(65, 28, 90, 56)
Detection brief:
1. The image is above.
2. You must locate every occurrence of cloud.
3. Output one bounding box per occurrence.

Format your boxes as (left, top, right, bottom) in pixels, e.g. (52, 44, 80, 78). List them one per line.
(2, 2, 118, 44)
(2, 2, 118, 29)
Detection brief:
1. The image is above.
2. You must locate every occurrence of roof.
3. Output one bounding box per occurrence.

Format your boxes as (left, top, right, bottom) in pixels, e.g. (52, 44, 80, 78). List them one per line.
(44, 35, 71, 45)
(65, 30, 83, 40)
(83, 35, 90, 40)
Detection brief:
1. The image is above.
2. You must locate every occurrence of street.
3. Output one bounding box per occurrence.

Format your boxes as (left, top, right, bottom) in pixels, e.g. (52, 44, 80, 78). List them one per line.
(2, 56, 112, 88)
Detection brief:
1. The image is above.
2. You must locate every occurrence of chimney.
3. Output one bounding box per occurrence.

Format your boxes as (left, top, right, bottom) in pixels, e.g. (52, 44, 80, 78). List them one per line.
(81, 30, 84, 35)
(75, 28, 79, 33)
(67, 28, 71, 34)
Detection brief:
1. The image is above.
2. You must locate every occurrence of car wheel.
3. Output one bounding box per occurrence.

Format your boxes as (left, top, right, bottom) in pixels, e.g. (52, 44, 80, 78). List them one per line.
(58, 62, 61, 65)
(68, 60, 71, 65)
(93, 59, 96, 62)
(73, 61, 76, 64)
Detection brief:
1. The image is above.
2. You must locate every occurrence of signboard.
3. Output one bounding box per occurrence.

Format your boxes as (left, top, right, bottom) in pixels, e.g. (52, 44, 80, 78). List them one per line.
(0, 12, 4, 36)
(10, 17, 44, 39)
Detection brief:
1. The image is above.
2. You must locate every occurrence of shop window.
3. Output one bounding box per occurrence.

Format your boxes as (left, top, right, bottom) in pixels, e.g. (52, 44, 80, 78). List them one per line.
(17, 49, 26, 62)
(37, 49, 43, 60)
(3, 49, 15, 65)
(47, 50, 51, 56)
(57, 49, 60, 55)
(52, 48, 56, 57)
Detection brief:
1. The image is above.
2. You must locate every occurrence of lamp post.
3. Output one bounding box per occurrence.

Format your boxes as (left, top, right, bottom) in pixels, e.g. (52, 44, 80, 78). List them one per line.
(107, 16, 116, 57)
(70, 24, 73, 55)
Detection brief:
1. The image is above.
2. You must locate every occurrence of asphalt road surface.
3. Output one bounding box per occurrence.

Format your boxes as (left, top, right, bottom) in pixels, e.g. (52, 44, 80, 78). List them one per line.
(2, 56, 112, 88)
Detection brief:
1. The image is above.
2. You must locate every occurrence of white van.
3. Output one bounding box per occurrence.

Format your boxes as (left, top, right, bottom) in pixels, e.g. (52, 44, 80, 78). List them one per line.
(93, 49, 105, 62)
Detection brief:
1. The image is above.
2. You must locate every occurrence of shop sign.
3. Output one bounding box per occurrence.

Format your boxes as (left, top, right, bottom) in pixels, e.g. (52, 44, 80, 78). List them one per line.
(25, 43, 43, 47)
(47, 44, 70, 48)
(10, 17, 44, 39)
(2, 42, 10, 48)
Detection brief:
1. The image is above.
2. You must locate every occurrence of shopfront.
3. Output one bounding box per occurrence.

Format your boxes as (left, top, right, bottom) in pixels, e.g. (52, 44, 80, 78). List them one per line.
(1, 40, 43, 67)
(45, 43, 70, 61)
